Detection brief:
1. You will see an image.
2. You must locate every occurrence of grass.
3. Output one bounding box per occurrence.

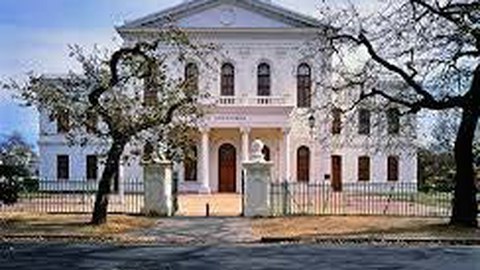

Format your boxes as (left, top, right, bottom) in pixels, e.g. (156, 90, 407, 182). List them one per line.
(0, 212, 156, 237)
(252, 216, 480, 239)
(383, 192, 452, 208)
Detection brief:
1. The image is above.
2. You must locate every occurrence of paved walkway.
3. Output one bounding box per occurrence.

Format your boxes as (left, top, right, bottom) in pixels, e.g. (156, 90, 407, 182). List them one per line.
(176, 194, 242, 216)
(128, 217, 255, 244)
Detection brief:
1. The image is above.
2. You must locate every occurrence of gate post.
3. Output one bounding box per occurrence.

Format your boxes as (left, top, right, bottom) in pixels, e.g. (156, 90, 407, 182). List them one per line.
(142, 153, 173, 217)
(242, 139, 273, 217)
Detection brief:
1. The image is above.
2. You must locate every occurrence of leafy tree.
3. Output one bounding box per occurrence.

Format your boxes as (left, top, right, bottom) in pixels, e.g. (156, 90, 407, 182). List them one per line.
(3, 28, 214, 224)
(418, 148, 456, 192)
(0, 131, 37, 177)
(321, 0, 479, 227)
(0, 132, 36, 205)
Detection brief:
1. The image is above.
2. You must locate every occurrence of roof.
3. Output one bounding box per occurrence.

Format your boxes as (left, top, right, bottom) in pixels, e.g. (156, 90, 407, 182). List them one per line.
(117, 0, 324, 32)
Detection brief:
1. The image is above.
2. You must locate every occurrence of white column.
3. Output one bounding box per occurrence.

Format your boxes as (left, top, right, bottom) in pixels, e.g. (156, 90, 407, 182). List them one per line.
(118, 160, 125, 204)
(200, 127, 211, 193)
(241, 127, 251, 161)
(283, 127, 291, 182)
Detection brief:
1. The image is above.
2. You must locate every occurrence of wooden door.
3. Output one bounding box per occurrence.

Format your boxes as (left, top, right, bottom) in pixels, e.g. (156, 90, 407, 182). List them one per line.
(218, 144, 236, 193)
(331, 155, 342, 192)
(297, 146, 310, 182)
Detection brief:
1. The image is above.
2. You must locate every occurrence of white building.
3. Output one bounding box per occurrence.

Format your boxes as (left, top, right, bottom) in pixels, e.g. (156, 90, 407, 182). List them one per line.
(39, 0, 417, 193)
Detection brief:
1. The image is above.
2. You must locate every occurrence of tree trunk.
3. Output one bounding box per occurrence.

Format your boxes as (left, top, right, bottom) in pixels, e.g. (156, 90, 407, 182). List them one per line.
(91, 138, 127, 225)
(450, 108, 479, 227)
(450, 65, 480, 227)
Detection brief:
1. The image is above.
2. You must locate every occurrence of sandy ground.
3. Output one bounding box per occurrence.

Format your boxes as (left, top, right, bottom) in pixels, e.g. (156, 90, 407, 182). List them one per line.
(252, 216, 480, 239)
(0, 212, 155, 237)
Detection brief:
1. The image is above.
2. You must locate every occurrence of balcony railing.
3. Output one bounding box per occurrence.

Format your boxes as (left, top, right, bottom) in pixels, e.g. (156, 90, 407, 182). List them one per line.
(216, 96, 290, 106)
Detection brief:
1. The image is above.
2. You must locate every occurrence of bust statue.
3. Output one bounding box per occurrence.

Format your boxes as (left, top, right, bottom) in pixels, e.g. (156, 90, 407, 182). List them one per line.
(251, 139, 265, 162)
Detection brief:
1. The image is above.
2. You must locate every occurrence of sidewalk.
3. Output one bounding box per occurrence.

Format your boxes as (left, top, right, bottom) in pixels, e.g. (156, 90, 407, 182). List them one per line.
(126, 217, 254, 244)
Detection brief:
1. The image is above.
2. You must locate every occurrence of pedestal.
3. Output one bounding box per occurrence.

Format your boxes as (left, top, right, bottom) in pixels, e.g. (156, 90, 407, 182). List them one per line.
(142, 160, 173, 216)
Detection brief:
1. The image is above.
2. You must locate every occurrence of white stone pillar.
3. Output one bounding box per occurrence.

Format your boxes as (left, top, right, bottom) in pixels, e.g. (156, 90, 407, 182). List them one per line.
(142, 159, 173, 216)
(200, 127, 210, 193)
(243, 140, 273, 217)
(282, 127, 291, 182)
(241, 127, 251, 161)
(118, 160, 125, 204)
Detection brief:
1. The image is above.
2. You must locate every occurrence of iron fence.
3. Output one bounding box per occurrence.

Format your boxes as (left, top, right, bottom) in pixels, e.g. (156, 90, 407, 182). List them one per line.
(0, 179, 144, 214)
(270, 182, 452, 217)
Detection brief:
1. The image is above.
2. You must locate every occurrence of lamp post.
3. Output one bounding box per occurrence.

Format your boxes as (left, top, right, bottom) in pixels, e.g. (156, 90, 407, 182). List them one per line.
(308, 112, 315, 140)
(308, 113, 315, 130)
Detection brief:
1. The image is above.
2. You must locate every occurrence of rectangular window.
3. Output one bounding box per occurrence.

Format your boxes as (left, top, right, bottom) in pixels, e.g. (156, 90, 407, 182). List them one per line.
(144, 77, 158, 106)
(358, 156, 370, 182)
(57, 110, 70, 133)
(387, 156, 399, 181)
(86, 111, 98, 133)
(57, 155, 69, 180)
(358, 109, 371, 135)
(86, 155, 98, 181)
(184, 146, 197, 182)
(387, 108, 400, 134)
(332, 108, 342, 135)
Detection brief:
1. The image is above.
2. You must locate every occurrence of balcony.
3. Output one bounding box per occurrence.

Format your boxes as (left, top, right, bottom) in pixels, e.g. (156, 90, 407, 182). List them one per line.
(205, 95, 295, 128)
(215, 95, 292, 106)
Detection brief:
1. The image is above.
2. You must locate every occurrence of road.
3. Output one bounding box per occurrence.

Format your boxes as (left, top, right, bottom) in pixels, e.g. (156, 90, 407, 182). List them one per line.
(0, 242, 478, 269)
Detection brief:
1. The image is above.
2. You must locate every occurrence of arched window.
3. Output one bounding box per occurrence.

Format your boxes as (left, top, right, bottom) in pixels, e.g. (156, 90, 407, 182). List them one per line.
(297, 63, 312, 108)
(184, 145, 197, 182)
(185, 63, 199, 92)
(262, 145, 271, 161)
(297, 146, 310, 182)
(221, 63, 235, 96)
(257, 63, 271, 96)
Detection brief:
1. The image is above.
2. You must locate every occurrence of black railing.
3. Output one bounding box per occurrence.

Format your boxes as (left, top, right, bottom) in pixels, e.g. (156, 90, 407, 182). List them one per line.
(270, 182, 452, 217)
(0, 179, 144, 214)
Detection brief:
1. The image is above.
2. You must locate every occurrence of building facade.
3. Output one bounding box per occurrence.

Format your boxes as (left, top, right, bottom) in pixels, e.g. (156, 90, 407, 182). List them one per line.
(38, 0, 418, 193)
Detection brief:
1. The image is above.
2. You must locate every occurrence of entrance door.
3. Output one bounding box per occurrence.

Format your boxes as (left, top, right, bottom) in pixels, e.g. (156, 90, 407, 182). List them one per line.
(218, 144, 236, 193)
(331, 155, 342, 192)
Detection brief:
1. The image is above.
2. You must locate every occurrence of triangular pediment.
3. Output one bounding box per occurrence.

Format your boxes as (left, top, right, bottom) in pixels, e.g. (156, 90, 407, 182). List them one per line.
(119, 0, 323, 31)
(176, 4, 292, 28)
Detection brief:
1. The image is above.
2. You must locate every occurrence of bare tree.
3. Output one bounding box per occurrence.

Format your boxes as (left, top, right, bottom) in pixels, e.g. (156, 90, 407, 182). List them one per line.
(3, 28, 214, 225)
(320, 0, 479, 227)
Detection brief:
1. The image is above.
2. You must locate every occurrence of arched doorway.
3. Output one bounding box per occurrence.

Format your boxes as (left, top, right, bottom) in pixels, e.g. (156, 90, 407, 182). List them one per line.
(218, 144, 236, 193)
(262, 145, 271, 161)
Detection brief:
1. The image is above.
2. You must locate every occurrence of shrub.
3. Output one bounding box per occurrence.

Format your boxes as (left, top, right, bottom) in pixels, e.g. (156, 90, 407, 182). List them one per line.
(0, 177, 20, 205)
(21, 177, 39, 192)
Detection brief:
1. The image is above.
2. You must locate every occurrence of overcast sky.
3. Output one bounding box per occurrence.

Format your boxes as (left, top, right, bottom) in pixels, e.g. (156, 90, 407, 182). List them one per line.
(0, 0, 374, 146)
